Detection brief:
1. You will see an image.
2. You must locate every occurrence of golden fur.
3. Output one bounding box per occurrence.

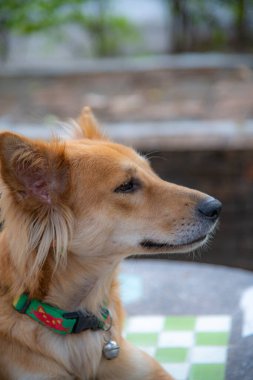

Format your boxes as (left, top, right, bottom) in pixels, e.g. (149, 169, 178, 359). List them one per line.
(0, 107, 219, 379)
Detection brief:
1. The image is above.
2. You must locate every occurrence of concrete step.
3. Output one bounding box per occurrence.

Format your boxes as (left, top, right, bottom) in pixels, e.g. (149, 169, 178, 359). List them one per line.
(1, 119, 253, 150)
(1, 53, 253, 77)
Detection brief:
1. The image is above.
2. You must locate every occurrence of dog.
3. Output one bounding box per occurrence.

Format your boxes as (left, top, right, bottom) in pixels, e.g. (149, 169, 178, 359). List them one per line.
(0, 107, 221, 379)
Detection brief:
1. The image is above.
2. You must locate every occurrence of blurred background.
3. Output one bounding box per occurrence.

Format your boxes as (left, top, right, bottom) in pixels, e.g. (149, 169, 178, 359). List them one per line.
(2, 3, 253, 379)
(1, 0, 253, 269)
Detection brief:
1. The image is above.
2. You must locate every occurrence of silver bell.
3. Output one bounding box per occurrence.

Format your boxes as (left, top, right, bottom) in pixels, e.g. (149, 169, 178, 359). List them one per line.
(103, 340, 120, 360)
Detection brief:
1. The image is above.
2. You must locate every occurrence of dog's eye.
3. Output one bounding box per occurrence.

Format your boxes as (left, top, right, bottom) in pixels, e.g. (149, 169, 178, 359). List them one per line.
(114, 178, 140, 194)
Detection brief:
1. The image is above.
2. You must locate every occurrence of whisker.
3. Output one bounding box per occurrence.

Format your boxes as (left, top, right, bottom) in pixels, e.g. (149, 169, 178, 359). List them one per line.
(143, 150, 161, 159)
(147, 155, 170, 164)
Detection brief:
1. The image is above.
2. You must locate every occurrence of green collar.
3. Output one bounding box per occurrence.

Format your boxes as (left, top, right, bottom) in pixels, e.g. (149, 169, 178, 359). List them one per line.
(13, 293, 110, 336)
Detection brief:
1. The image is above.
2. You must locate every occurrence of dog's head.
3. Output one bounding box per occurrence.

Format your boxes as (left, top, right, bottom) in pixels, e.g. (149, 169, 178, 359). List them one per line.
(0, 108, 221, 281)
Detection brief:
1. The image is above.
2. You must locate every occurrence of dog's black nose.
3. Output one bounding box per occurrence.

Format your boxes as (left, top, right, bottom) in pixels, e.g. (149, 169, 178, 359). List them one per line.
(197, 197, 222, 220)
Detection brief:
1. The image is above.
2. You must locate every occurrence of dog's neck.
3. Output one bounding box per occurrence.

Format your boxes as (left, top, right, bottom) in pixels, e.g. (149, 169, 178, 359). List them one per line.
(45, 252, 121, 314)
(0, 231, 121, 316)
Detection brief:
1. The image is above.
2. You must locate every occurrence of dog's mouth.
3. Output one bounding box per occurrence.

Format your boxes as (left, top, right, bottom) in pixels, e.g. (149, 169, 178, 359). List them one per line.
(140, 234, 208, 252)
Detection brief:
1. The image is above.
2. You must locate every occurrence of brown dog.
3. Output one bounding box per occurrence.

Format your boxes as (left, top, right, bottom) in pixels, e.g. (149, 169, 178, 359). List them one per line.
(0, 108, 221, 379)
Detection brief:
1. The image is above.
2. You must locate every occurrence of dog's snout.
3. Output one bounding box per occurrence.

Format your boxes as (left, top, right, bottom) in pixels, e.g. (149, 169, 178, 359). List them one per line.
(197, 197, 222, 220)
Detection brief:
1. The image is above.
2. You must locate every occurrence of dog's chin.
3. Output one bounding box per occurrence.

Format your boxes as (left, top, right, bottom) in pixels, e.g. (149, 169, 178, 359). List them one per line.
(140, 234, 209, 254)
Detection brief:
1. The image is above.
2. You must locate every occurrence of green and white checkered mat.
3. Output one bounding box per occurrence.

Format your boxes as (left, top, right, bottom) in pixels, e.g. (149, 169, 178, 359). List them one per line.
(125, 315, 231, 380)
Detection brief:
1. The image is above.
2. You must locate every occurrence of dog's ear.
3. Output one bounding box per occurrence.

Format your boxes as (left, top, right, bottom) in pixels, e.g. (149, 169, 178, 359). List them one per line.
(75, 106, 106, 140)
(0, 132, 69, 205)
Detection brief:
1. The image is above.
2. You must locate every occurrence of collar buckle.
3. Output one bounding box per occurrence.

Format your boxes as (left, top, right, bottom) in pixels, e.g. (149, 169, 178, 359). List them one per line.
(63, 310, 103, 333)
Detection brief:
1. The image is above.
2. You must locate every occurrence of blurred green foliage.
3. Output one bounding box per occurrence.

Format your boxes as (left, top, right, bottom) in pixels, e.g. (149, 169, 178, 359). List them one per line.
(0, 0, 137, 60)
(1, 0, 252, 60)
